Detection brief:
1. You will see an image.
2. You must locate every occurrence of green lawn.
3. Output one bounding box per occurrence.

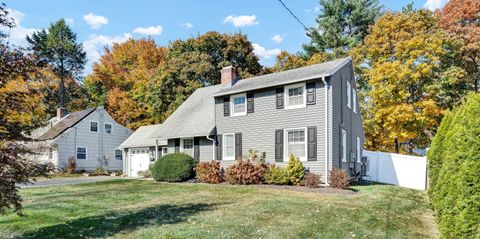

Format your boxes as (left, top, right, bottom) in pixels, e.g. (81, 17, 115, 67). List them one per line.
(0, 180, 438, 239)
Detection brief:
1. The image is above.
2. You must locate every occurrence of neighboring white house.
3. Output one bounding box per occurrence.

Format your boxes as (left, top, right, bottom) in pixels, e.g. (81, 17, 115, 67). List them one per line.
(29, 107, 133, 171)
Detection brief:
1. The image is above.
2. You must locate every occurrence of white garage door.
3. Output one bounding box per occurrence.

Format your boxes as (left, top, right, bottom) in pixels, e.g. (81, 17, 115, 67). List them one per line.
(130, 149, 151, 177)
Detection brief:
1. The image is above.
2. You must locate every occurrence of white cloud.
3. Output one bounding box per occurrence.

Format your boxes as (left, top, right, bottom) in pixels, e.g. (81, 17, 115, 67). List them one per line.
(271, 34, 284, 43)
(181, 22, 193, 29)
(83, 33, 132, 71)
(133, 25, 163, 35)
(0, 8, 38, 46)
(223, 15, 259, 27)
(65, 18, 75, 26)
(83, 12, 108, 29)
(252, 43, 281, 59)
(423, 0, 449, 11)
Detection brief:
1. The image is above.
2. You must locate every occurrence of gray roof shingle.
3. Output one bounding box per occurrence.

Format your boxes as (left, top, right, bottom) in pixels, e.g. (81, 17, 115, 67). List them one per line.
(37, 108, 96, 140)
(119, 124, 163, 148)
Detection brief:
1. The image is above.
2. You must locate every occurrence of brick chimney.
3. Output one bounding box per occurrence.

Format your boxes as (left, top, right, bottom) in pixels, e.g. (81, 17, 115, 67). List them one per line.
(221, 66, 238, 86)
(57, 107, 69, 119)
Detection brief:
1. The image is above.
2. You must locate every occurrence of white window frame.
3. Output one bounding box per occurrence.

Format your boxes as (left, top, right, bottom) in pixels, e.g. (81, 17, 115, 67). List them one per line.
(341, 129, 347, 163)
(105, 123, 112, 134)
(76, 146, 87, 160)
(346, 81, 351, 109)
(90, 121, 98, 132)
(352, 89, 357, 113)
(284, 127, 308, 162)
(48, 147, 53, 159)
(181, 138, 194, 154)
(223, 133, 235, 160)
(356, 136, 361, 163)
(285, 83, 307, 109)
(114, 149, 123, 161)
(230, 93, 247, 116)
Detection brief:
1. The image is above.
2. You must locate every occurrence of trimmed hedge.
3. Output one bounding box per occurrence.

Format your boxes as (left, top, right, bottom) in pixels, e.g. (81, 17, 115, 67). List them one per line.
(427, 93, 480, 238)
(150, 153, 196, 182)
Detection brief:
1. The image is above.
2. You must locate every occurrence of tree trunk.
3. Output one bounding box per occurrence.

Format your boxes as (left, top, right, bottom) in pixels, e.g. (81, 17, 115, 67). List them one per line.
(394, 138, 399, 154)
(59, 59, 65, 108)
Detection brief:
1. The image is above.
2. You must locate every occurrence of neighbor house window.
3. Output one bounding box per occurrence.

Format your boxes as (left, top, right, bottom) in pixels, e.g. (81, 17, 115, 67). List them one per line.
(341, 129, 347, 163)
(285, 83, 306, 109)
(48, 148, 53, 159)
(77, 147, 87, 160)
(105, 123, 112, 134)
(285, 128, 307, 161)
(115, 149, 123, 160)
(163, 147, 168, 154)
(347, 81, 351, 109)
(223, 133, 235, 160)
(357, 137, 361, 163)
(352, 90, 357, 113)
(90, 121, 98, 132)
(231, 93, 246, 116)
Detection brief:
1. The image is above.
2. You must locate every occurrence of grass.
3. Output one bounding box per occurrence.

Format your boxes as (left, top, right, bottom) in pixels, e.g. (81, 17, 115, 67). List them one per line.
(0, 180, 438, 239)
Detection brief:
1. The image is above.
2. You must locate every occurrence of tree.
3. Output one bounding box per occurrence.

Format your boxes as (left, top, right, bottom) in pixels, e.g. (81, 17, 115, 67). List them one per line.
(303, 0, 382, 57)
(353, 7, 467, 153)
(438, 0, 480, 92)
(0, 5, 53, 215)
(27, 19, 86, 108)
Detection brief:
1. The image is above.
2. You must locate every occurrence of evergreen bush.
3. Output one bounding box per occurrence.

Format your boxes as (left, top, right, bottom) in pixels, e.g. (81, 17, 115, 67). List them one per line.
(150, 153, 196, 182)
(285, 154, 304, 186)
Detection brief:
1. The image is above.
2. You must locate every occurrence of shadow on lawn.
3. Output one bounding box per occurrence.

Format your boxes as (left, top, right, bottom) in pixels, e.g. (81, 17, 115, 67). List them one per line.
(18, 203, 218, 239)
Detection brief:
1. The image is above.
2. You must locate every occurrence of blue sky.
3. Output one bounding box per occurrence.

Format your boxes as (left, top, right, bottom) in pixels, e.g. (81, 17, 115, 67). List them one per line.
(2, 0, 448, 74)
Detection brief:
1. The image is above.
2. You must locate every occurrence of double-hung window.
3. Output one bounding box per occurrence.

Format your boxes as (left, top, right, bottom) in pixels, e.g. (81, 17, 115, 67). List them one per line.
(182, 138, 194, 155)
(223, 133, 235, 160)
(356, 136, 361, 163)
(231, 93, 246, 116)
(347, 81, 351, 109)
(115, 149, 123, 160)
(105, 123, 112, 134)
(77, 147, 87, 160)
(285, 83, 306, 109)
(341, 129, 347, 163)
(352, 90, 357, 113)
(285, 128, 307, 161)
(90, 121, 98, 132)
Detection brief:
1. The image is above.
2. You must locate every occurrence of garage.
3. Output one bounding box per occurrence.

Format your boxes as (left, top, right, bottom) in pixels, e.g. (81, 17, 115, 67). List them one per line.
(129, 148, 151, 177)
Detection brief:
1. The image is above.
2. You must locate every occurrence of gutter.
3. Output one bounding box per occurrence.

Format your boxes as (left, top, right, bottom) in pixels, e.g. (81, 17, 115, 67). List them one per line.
(322, 76, 329, 185)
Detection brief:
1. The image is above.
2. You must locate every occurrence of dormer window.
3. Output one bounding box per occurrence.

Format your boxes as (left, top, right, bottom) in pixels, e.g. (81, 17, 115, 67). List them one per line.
(231, 93, 246, 116)
(285, 83, 306, 109)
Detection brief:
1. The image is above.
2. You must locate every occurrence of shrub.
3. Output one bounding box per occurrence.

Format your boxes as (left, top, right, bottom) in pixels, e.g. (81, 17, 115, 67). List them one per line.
(329, 168, 349, 189)
(427, 93, 480, 238)
(303, 172, 322, 188)
(224, 159, 268, 185)
(195, 160, 222, 184)
(150, 153, 196, 182)
(137, 170, 151, 178)
(94, 167, 106, 175)
(285, 154, 304, 186)
(66, 156, 76, 174)
(264, 164, 289, 185)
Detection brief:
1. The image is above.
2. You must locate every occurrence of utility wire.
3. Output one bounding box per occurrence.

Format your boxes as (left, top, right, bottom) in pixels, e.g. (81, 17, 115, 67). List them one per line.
(276, 0, 312, 35)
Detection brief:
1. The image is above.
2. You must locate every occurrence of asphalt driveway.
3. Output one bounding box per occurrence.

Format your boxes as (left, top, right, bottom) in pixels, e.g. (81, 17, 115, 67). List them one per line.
(20, 176, 127, 188)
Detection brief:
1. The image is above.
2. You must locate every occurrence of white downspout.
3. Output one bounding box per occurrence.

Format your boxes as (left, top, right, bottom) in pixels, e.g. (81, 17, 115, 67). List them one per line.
(322, 77, 329, 185)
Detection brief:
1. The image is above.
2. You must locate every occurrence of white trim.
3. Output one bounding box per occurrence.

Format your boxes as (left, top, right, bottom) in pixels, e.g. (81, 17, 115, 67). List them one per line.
(222, 133, 235, 160)
(285, 83, 307, 110)
(89, 121, 99, 132)
(283, 127, 308, 162)
(356, 136, 361, 163)
(341, 129, 347, 163)
(230, 93, 247, 116)
(322, 77, 329, 185)
(76, 146, 87, 160)
(104, 123, 113, 134)
(114, 149, 123, 161)
(346, 81, 351, 109)
(352, 90, 357, 114)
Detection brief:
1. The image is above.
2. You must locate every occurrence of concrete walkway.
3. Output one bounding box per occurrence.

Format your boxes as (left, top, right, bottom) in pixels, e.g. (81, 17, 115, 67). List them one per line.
(20, 176, 128, 189)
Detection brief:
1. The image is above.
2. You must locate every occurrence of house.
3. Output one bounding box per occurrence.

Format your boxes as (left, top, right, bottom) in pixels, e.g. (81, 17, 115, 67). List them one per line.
(121, 57, 364, 182)
(30, 107, 133, 171)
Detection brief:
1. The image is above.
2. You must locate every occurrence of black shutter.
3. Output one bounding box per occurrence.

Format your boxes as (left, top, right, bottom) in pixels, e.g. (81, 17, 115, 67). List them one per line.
(235, 133, 242, 160)
(247, 92, 254, 113)
(194, 137, 200, 161)
(275, 130, 284, 162)
(306, 82, 316, 105)
(223, 97, 230, 116)
(276, 88, 284, 109)
(216, 134, 222, 160)
(174, 138, 180, 153)
(307, 127, 317, 161)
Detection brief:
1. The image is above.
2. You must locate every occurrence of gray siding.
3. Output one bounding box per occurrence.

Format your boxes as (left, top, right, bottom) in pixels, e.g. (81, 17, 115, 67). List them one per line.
(330, 62, 364, 175)
(55, 108, 132, 171)
(164, 137, 213, 161)
(215, 80, 328, 178)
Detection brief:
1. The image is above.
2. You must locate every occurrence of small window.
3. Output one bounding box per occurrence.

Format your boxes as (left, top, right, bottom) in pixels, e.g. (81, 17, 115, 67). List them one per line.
(231, 93, 246, 116)
(285, 84, 306, 109)
(352, 90, 357, 113)
(356, 137, 361, 163)
(90, 121, 98, 132)
(285, 128, 306, 161)
(347, 81, 351, 109)
(105, 123, 112, 134)
(341, 130, 347, 163)
(163, 147, 168, 154)
(223, 133, 235, 160)
(48, 148, 53, 159)
(115, 149, 123, 160)
(77, 147, 87, 160)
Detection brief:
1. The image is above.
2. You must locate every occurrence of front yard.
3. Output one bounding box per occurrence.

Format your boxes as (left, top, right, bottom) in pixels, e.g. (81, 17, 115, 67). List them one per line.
(0, 180, 438, 239)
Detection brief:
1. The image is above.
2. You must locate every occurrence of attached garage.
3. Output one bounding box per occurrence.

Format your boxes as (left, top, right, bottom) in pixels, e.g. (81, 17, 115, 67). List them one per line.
(128, 148, 151, 177)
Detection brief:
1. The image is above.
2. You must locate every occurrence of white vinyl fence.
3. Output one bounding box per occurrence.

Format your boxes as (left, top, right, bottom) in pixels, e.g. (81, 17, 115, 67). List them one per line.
(363, 150, 427, 190)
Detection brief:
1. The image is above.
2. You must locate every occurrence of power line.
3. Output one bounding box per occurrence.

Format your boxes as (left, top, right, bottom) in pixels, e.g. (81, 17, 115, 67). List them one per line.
(276, 0, 312, 35)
